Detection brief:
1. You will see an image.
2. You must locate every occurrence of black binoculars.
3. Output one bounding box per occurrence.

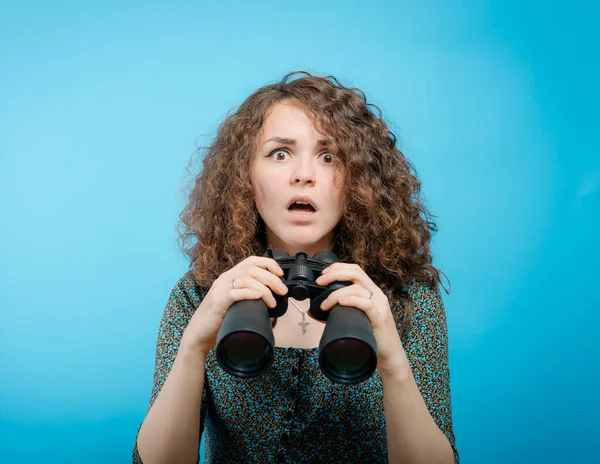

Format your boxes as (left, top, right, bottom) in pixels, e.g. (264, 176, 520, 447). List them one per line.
(215, 246, 378, 384)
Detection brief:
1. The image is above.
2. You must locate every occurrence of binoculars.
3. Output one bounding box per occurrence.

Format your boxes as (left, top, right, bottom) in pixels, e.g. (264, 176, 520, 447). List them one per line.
(215, 246, 378, 384)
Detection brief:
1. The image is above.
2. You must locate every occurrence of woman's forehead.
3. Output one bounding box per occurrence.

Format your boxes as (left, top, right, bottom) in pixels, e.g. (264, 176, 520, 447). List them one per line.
(259, 101, 328, 142)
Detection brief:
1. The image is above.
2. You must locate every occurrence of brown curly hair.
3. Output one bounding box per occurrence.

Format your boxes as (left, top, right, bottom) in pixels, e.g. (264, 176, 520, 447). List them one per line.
(177, 71, 449, 339)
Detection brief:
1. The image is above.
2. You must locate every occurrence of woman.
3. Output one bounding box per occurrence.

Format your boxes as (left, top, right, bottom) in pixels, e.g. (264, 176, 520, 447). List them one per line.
(132, 71, 459, 463)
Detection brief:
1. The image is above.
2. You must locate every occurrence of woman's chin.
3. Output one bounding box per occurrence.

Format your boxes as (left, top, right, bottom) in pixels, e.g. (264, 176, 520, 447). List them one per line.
(266, 226, 334, 254)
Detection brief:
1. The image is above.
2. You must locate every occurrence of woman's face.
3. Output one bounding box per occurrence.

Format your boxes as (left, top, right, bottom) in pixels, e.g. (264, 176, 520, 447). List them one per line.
(251, 99, 346, 258)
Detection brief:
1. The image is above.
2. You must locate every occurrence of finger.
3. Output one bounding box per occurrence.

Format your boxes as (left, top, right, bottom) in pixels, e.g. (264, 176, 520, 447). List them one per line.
(251, 266, 289, 296)
(231, 276, 279, 308)
(228, 287, 263, 303)
(336, 294, 375, 315)
(316, 267, 374, 289)
(319, 284, 368, 311)
(250, 256, 284, 277)
(320, 295, 376, 323)
(320, 262, 356, 274)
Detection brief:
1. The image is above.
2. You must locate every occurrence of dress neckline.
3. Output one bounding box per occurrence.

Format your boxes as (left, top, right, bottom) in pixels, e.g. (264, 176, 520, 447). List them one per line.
(274, 346, 319, 352)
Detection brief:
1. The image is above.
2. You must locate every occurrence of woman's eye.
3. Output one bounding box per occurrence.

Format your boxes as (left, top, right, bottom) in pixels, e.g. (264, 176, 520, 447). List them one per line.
(267, 149, 335, 163)
(320, 152, 334, 164)
(268, 149, 289, 160)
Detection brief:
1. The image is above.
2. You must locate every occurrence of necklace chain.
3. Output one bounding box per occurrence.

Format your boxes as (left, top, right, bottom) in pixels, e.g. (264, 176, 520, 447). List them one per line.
(289, 298, 309, 313)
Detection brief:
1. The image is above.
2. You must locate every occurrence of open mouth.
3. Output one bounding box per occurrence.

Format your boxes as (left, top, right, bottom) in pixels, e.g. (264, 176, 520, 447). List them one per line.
(288, 203, 316, 214)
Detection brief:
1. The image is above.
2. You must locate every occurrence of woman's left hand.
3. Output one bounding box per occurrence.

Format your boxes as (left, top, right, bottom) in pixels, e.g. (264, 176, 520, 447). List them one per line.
(315, 262, 409, 376)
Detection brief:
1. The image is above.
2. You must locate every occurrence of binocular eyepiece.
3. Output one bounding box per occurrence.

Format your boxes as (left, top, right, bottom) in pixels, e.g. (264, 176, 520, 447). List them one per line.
(215, 246, 378, 384)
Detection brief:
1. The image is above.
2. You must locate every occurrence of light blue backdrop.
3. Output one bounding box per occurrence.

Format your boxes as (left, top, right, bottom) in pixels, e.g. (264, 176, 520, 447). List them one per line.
(1, 1, 598, 463)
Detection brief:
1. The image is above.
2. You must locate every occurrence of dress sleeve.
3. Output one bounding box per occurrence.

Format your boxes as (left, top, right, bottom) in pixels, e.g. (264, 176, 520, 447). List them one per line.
(400, 277, 460, 464)
(132, 273, 209, 464)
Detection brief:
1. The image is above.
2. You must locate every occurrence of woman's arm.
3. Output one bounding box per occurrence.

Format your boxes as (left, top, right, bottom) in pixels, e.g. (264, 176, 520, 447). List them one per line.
(382, 278, 459, 464)
(136, 344, 207, 464)
(382, 363, 455, 463)
(133, 274, 209, 464)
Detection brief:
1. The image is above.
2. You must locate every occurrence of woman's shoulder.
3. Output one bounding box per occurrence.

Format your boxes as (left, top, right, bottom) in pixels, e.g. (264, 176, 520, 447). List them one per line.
(393, 274, 447, 335)
(403, 274, 442, 301)
(401, 272, 439, 291)
(165, 269, 210, 315)
(394, 274, 443, 309)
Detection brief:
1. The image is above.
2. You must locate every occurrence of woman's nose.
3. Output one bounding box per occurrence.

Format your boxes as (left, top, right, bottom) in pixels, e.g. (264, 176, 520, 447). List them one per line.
(291, 158, 317, 185)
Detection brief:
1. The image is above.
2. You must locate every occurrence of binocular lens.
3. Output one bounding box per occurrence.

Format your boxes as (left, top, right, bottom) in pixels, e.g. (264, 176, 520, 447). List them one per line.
(220, 331, 272, 375)
(322, 338, 376, 381)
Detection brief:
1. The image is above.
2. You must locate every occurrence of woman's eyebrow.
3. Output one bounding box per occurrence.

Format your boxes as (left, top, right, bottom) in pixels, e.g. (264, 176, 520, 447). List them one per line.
(263, 137, 331, 146)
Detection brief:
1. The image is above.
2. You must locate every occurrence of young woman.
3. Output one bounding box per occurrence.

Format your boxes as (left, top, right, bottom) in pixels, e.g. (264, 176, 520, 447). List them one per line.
(133, 71, 459, 463)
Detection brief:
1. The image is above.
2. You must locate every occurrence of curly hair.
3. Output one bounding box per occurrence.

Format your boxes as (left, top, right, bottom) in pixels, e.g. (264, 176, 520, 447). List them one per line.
(177, 71, 449, 339)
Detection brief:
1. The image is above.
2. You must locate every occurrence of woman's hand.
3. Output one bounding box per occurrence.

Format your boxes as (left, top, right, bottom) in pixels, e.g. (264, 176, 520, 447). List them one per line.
(315, 263, 408, 376)
(180, 256, 289, 355)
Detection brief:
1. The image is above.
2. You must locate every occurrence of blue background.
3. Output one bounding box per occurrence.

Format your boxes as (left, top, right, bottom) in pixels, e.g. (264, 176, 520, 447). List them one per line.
(1, 1, 598, 463)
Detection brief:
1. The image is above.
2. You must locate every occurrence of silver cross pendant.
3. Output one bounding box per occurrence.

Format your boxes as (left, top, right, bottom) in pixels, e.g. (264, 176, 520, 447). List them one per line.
(298, 313, 310, 335)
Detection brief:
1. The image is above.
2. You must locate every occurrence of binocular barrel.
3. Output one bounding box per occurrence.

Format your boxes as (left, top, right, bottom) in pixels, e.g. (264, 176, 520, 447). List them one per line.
(215, 299, 377, 384)
(215, 299, 275, 378)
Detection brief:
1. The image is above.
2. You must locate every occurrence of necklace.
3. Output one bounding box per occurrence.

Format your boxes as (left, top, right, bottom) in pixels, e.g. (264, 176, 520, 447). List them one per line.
(289, 298, 310, 335)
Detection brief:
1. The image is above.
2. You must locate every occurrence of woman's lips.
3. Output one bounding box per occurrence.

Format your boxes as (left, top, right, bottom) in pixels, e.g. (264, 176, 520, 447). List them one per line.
(287, 209, 317, 222)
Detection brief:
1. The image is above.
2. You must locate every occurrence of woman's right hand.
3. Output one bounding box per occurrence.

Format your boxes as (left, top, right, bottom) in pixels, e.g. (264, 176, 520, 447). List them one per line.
(180, 256, 289, 356)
